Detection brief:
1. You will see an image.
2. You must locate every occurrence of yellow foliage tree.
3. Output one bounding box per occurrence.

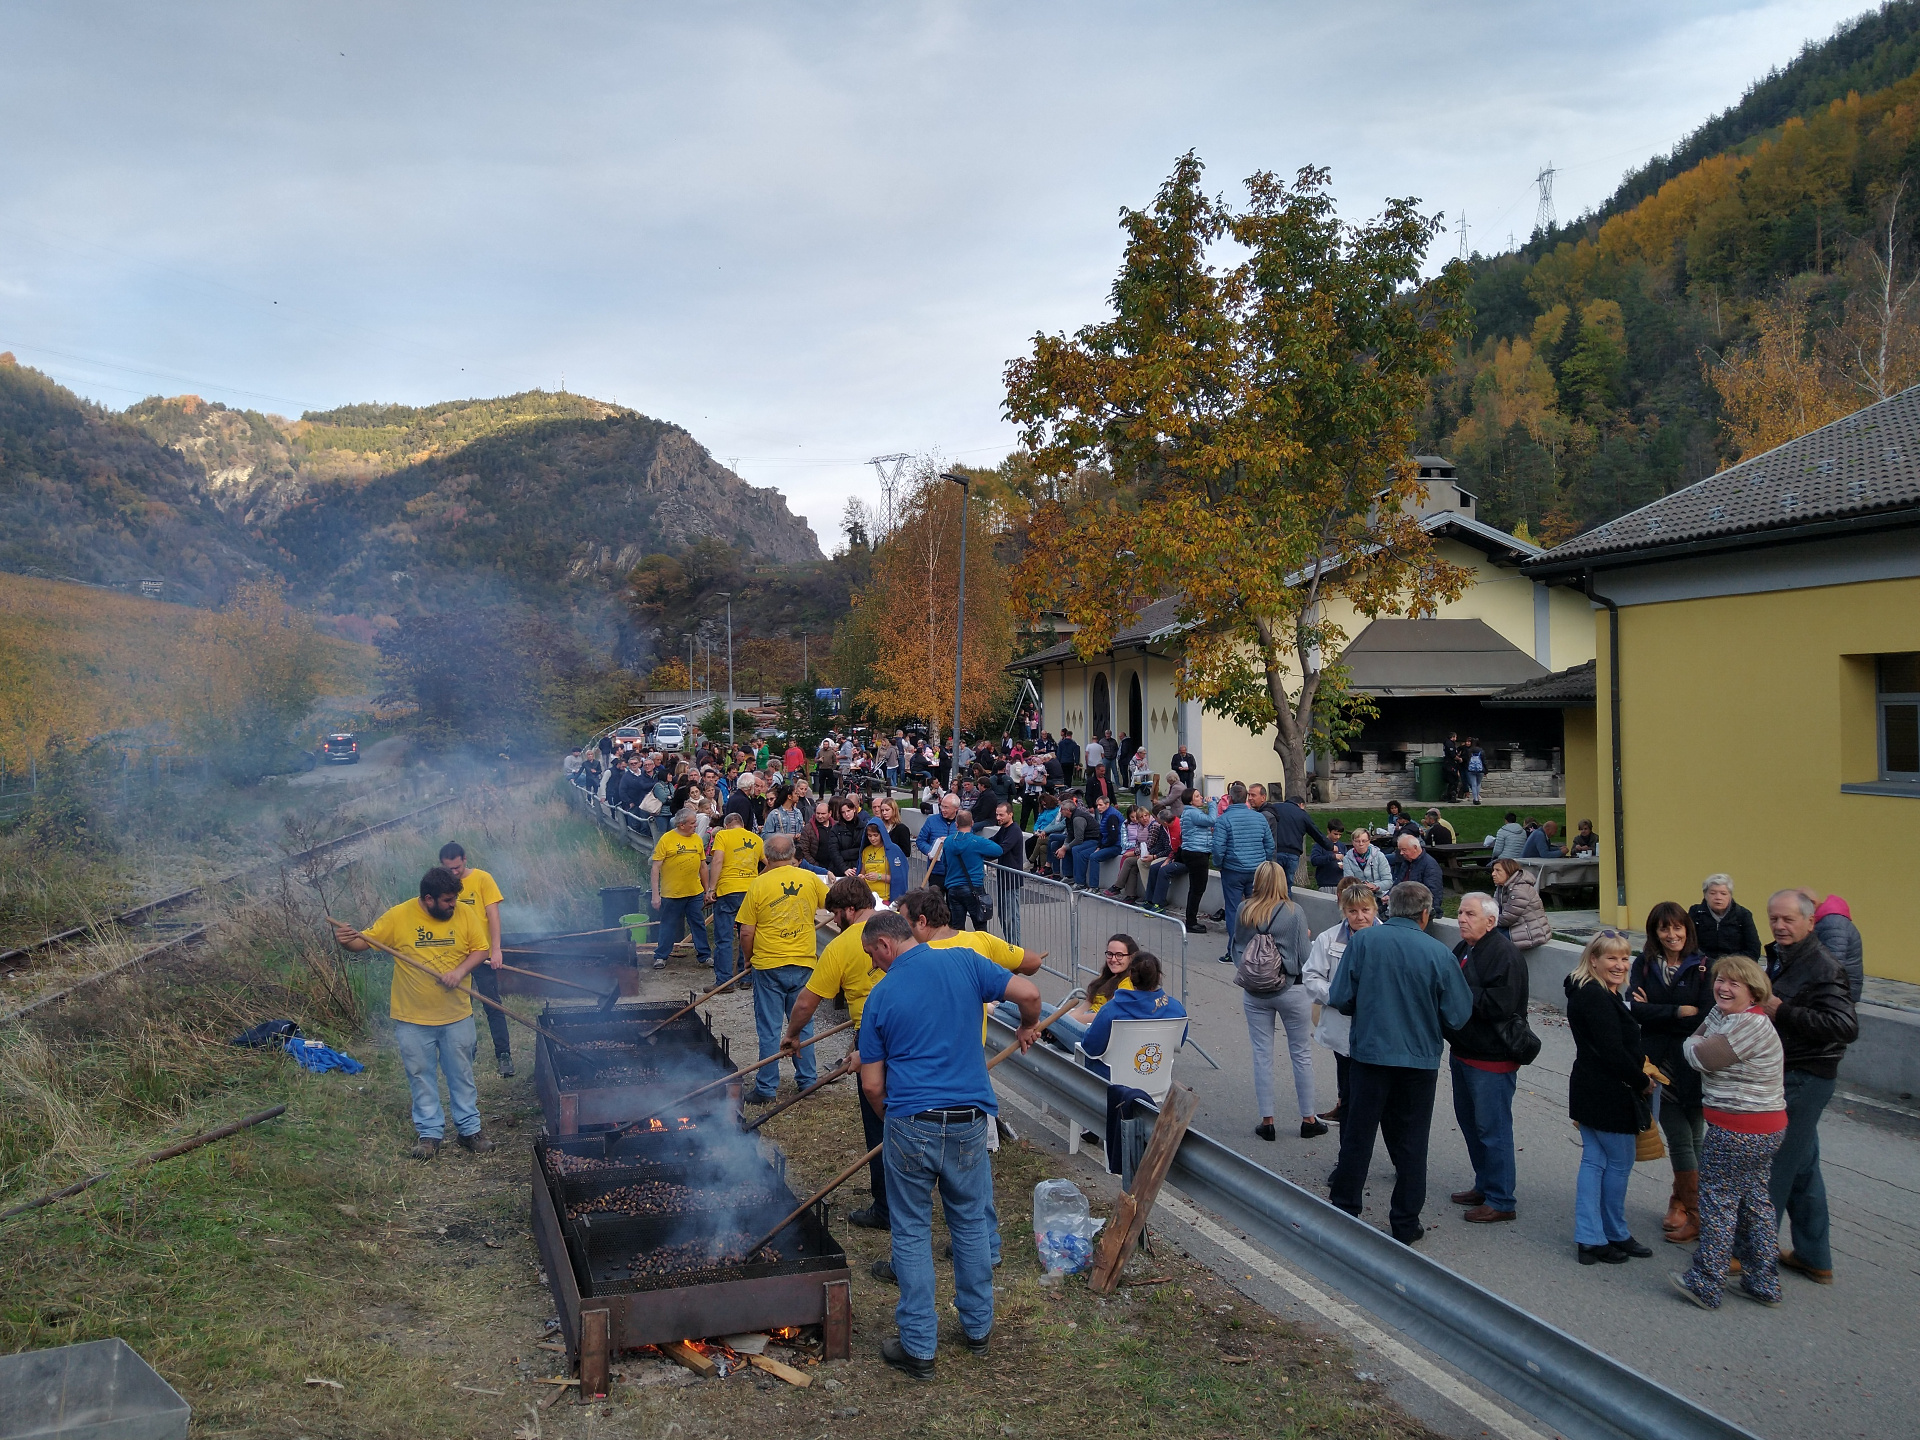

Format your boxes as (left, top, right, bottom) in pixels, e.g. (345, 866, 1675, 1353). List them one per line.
(853, 475, 1011, 738)
(1707, 292, 1857, 462)
(647, 657, 692, 691)
(174, 578, 327, 781)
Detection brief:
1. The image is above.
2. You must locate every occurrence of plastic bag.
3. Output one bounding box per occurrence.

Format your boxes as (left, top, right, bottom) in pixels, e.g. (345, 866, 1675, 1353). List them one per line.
(284, 1036, 366, 1074)
(1032, 1179, 1101, 1275)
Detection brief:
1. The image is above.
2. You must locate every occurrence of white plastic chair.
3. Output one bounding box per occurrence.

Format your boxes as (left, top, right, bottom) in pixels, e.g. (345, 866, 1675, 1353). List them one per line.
(1068, 1017, 1187, 1155)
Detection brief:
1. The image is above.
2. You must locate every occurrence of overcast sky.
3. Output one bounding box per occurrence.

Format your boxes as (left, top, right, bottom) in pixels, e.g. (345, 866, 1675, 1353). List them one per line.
(0, 1, 1875, 549)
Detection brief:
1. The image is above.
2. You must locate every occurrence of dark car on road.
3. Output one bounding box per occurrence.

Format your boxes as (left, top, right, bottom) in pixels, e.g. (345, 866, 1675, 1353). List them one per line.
(322, 732, 360, 764)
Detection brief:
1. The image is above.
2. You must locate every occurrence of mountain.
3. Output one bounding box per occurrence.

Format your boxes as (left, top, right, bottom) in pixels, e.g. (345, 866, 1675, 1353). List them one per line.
(0, 354, 269, 604)
(1426, 4, 1920, 540)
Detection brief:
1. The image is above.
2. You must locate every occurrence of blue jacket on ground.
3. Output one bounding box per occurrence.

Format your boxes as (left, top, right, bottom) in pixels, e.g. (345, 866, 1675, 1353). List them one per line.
(1327, 916, 1472, 1070)
(916, 809, 960, 883)
(1081, 986, 1189, 1081)
(1212, 803, 1276, 871)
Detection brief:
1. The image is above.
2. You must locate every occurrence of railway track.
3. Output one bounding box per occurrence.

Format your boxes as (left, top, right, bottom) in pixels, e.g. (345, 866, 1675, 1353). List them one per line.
(0, 795, 460, 1020)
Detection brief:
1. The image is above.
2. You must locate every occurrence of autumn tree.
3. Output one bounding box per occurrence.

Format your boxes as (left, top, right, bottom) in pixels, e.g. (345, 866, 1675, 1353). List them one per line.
(1004, 156, 1473, 796)
(851, 466, 1012, 737)
(1707, 289, 1856, 461)
(174, 578, 326, 782)
(647, 657, 692, 691)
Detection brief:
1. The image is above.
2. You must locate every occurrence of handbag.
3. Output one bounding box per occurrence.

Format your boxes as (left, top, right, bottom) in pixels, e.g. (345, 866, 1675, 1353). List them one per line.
(1497, 1011, 1543, 1066)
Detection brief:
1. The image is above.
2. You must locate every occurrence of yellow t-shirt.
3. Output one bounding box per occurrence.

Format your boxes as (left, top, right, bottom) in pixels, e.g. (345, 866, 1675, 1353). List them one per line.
(364, 898, 489, 1027)
(651, 829, 707, 900)
(1086, 977, 1136, 1013)
(928, 930, 1027, 1040)
(710, 828, 764, 896)
(806, 918, 884, 1026)
(860, 844, 891, 902)
(737, 866, 828, 970)
(455, 867, 504, 928)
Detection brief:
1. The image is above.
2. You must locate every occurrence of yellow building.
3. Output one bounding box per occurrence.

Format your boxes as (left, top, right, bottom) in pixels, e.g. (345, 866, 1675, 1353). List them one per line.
(1526, 391, 1920, 981)
(1008, 460, 1595, 802)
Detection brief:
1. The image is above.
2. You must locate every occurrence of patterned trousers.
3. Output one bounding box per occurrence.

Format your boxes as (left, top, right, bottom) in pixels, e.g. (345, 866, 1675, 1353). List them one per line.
(1680, 1124, 1785, 1307)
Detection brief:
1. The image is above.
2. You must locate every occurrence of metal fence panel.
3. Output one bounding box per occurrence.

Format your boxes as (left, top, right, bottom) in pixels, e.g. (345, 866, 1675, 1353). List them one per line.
(983, 866, 1078, 991)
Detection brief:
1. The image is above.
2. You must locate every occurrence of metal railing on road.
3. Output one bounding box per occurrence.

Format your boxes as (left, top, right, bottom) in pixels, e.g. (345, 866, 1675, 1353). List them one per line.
(984, 1012, 1761, 1440)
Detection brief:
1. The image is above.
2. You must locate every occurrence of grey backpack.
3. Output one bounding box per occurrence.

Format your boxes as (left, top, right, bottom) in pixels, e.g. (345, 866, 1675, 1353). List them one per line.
(1234, 914, 1290, 994)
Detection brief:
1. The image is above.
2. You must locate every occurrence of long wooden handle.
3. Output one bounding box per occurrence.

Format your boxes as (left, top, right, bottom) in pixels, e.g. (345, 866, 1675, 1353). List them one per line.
(986, 994, 1080, 1071)
(741, 1143, 880, 1259)
(742, 1053, 859, 1133)
(640, 968, 749, 1040)
(648, 1017, 857, 1114)
(328, 917, 592, 1059)
(0, 1105, 287, 1224)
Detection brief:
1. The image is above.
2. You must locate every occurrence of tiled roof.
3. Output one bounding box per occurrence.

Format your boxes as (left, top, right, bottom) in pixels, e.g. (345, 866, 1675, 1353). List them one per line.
(1006, 594, 1186, 670)
(1483, 660, 1596, 708)
(1531, 383, 1920, 569)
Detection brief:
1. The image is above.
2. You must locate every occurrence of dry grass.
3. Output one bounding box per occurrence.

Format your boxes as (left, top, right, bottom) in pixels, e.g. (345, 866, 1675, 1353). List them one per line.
(1, 780, 1436, 1440)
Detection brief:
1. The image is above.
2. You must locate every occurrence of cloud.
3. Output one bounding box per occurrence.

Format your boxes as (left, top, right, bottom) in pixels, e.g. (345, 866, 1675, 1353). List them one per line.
(0, 0, 1871, 542)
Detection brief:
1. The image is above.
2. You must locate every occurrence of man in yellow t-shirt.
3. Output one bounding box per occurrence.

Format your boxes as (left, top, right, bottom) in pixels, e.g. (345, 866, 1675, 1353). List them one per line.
(704, 812, 764, 985)
(783, 876, 890, 1228)
(649, 808, 711, 972)
(331, 867, 492, 1160)
(439, 841, 514, 1077)
(737, 834, 828, 1103)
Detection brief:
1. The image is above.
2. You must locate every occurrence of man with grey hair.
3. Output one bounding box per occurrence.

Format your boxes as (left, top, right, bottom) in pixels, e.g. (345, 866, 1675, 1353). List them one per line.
(1763, 887, 1857, 1284)
(737, 831, 830, 1103)
(1327, 882, 1473, 1244)
(1396, 833, 1444, 919)
(649, 806, 711, 971)
(1445, 892, 1532, 1223)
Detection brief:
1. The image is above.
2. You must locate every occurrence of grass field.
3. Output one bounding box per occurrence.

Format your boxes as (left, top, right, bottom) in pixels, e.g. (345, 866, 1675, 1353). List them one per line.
(1, 778, 1438, 1440)
(0, 572, 378, 773)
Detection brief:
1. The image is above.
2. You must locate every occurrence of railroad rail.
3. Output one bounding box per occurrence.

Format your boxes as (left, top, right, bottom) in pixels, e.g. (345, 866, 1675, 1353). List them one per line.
(0, 795, 460, 1021)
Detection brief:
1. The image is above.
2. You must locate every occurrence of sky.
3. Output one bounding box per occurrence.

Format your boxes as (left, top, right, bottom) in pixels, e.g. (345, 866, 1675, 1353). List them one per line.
(0, 0, 1878, 551)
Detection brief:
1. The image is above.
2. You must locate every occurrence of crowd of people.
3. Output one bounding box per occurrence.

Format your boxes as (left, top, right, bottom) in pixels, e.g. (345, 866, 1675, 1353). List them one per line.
(563, 718, 1870, 1322)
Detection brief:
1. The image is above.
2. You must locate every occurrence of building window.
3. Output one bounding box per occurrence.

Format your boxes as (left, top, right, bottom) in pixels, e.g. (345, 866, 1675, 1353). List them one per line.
(1882, 653, 1920, 783)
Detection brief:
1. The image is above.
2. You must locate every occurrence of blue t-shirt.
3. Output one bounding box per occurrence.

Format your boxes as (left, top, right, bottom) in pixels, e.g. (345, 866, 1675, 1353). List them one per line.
(861, 941, 1011, 1117)
(942, 833, 1001, 892)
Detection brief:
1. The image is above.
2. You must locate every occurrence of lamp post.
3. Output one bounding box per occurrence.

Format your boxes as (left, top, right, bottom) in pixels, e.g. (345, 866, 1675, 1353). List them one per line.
(714, 592, 735, 748)
(941, 471, 969, 791)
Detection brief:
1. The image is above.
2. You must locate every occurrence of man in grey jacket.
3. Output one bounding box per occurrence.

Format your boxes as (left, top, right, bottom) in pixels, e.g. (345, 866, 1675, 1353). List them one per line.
(1488, 812, 1528, 860)
(1212, 782, 1275, 961)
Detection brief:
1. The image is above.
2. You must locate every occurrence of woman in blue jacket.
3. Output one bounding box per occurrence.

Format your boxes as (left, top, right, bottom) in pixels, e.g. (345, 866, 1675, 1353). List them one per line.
(1082, 951, 1189, 1080)
(1177, 797, 1216, 935)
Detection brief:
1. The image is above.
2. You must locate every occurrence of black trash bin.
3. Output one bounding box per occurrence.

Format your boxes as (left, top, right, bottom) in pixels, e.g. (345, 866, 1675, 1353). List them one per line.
(600, 885, 646, 932)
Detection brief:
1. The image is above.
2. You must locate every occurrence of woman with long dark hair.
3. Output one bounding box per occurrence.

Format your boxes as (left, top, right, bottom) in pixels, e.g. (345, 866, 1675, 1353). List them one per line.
(1630, 900, 1711, 1245)
(1071, 934, 1138, 1023)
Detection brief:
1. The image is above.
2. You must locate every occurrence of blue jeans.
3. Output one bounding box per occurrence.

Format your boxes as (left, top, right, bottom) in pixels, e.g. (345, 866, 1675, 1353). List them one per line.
(710, 891, 745, 984)
(1770, 1070, 1836, 1270)
(394, 1016, 480, 1141)
(1467, 771, 1483, 802)
(1146, 859, 1176, 907)
(1575, 1126, 1635, 1245)
(653, 893, 711, 966)
(885, 1112, 995, 1358)
(1219, 866, 1254, 955)
(1073, 843, 1120, 887)
(1449, 1055, 1517, 1212)
(750, 965, 816, 1098)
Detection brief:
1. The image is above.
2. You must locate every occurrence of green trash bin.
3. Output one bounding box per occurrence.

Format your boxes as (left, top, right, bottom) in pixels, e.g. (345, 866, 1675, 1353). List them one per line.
(1413, 755, 1444, 803)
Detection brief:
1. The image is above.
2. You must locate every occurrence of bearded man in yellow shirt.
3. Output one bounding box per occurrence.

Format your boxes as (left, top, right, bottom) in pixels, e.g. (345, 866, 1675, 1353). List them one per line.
(332, 868, 492, 1160)
(650, 808, 712, 971)
(439, 841, 513, 1076)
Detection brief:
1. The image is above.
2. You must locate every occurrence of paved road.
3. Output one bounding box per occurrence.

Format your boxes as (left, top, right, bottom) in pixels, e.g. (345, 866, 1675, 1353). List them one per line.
(1135, 945, 1920, 1440)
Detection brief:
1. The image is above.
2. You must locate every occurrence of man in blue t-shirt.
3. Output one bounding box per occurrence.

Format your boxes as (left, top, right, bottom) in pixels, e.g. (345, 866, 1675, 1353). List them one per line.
(859, 911, 1042, 1379)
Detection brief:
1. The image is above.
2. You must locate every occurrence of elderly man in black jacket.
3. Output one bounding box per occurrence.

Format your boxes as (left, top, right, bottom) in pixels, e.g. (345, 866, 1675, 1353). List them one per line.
(1764, 888, 1858, 1284)
(1691, 874, 1762, 959)
(1445, 893, 1531, 1223)
(1396, 833, 1445, 920)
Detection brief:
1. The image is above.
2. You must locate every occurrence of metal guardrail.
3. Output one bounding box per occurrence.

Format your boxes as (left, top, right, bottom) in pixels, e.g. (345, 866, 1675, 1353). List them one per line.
(983, 1014, 1760, 1440)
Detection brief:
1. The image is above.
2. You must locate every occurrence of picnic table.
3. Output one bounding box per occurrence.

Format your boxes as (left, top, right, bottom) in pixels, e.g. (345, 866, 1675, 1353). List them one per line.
(1429, 842, 1491, 891)
(1517, 856, 1600, 900)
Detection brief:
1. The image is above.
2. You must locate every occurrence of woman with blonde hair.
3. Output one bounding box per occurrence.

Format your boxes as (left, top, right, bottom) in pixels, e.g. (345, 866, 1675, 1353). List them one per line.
(1565, 929, 1653, 1265)
(1236, 860, 1323, 1142)
(1673, 955, 1787, 1309)
(1301, 879, 1379, 1124)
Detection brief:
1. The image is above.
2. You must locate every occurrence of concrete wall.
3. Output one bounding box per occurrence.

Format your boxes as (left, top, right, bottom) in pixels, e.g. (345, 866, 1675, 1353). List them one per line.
(1594, 570, 1920, 980)
(1561, 707, 1599, 837)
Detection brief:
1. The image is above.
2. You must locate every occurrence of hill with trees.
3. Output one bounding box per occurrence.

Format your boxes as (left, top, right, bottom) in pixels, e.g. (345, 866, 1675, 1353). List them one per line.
(1432, 1, 1920, 540)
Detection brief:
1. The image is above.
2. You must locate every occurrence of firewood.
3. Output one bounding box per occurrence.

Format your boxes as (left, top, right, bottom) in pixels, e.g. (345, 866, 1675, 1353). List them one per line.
(747, 1353, 812, 1388)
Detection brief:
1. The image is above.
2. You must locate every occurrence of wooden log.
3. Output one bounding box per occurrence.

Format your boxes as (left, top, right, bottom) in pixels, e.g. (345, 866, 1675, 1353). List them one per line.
(1089, 1084, 1198, 1296)
(662, 1340, 715, 1376)
(747, 1353, 812, 1388)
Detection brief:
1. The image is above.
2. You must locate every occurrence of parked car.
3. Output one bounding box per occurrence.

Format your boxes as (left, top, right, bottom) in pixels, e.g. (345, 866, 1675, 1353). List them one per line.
(322, 733, 359, 765)
(653, 717, 686, 751)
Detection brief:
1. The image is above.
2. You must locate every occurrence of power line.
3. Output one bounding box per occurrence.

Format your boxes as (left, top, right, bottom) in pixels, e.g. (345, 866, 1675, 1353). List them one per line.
(1534, 163, 1558, 234)
(868, 453, 912, 537)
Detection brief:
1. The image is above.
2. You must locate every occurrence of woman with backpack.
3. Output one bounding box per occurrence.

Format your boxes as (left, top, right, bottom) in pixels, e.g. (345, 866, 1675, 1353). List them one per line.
(1235, 860, 1325, 1142)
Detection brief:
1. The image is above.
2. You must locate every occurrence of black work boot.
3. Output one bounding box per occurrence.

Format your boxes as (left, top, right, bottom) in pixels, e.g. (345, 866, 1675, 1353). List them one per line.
(880, 1337, 934, 1380)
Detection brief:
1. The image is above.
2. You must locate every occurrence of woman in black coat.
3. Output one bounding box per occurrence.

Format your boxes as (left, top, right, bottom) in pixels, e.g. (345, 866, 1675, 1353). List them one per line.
(1565, 931, 1653, 1266)
(1629, 902, 1712, 1245)
(1689, 874, 1762, 959)
(817, 796, 869, 878)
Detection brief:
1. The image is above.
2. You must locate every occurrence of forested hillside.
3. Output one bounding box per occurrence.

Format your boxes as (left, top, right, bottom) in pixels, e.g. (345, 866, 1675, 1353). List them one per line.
(1429, 1, 1920, 539)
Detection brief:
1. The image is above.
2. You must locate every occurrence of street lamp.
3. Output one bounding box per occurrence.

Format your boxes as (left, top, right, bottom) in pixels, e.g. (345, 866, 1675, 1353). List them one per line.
(714, 592, 735, 748)
(941, 471, 969, 791)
